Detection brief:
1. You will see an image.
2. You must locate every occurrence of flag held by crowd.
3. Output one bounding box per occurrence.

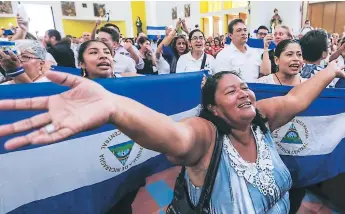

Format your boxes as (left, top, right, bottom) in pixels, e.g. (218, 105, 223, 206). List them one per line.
(0, 71, 344, 213)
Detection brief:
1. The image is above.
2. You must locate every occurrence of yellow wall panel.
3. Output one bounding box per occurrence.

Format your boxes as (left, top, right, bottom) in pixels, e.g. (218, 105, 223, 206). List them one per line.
(0, 17, 17, 29)
(200, 1, 209, 14)
(223, 15, 229, 34)
(223, 1, 233, 10)
(209, 1, 222, 12)
(62, 19, 126, 38)
(200, 18, 204, 32)
(130, 1, 146, 37)
(203, 18, 210, 38)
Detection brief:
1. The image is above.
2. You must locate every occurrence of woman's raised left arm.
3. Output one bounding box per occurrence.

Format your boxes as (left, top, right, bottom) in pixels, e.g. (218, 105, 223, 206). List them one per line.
(257, 61, 345, 131)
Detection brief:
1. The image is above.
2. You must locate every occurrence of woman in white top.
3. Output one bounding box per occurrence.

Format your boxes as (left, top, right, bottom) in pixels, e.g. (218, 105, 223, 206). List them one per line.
(257, 40, 306, 86)
(176, 29, 215, 74)
(0, 39, 51, 84)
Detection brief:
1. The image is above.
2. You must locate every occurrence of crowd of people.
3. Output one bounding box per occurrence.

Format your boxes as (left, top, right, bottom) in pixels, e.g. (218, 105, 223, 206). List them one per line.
(0, 11, 345, 214)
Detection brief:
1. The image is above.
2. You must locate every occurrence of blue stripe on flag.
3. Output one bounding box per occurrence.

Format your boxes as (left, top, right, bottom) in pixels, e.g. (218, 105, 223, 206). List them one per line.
(1, 70, 345, 213)
(250, 83, 345, 116)
(8, 155, 172, 214)
(251, 83, 345, 187)
(247, 38, 277, 49)
(147, 26, 166, 30)
(0, 73, 203, 154)
(148, 35, 165, 40)
(281, 139, 345, 187)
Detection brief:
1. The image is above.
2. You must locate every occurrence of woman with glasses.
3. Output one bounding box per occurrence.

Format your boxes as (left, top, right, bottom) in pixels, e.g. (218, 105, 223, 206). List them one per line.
(176, 29, 215, 74)
(0, 39, 50, 84)
(261, 25, 293, 74)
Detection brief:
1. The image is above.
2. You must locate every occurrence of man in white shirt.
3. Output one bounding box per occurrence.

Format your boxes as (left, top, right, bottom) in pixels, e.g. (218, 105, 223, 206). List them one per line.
(100, 23, 144, 70)
(97, 27, 137, 75)
(215, 19, 266, 82)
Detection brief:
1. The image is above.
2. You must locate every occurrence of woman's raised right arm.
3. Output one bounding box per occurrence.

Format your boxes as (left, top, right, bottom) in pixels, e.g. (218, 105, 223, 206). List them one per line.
(111, 97, 214, 165)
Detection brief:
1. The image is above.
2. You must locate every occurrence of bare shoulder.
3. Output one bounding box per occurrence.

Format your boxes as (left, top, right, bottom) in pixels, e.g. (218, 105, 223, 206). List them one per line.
(257, 97, 281, 119)
(180, 116, 215, 139)
(257, 95, 296, 131)
(168, 116, 216, 166)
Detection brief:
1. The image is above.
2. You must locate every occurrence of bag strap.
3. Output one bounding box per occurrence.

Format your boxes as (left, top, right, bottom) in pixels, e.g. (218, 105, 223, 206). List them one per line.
(200, 53, 207, 70)
(174, 127, 223, 213)
(196, 127, 223, 213)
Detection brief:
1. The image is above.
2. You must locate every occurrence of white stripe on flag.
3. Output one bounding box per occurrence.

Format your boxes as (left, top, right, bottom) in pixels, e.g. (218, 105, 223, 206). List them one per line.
(147, 29, 165, 36)
(272, 113, 345, 156)
(0, 106, 200, 213)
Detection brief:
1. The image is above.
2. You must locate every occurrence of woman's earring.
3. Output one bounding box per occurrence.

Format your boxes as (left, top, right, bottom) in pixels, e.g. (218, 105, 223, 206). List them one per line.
(81, 68, 86, 77)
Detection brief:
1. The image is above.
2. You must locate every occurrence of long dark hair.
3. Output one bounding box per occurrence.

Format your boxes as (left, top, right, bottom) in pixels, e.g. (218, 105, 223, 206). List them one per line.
(199, 71, 268, 135)
(214, 37, 221, 47)
(78, 40, 113, 78)
(171, 35, 189, 58)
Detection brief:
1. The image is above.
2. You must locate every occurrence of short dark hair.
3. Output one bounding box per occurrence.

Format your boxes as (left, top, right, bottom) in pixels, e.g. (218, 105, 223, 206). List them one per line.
(104, 23, 120, 33)
(65, 35, 72, 39)
(46, 29, 61, 41)
(228, 19, 245, 34)
(137, 36, 150, 45)
(305, 20, 310, 24)
(188, 29, 205, 41)
(125, 38, 134, 44)
(300, 30, 328, 62)
(257, 25, 269, 32)
(99, 27, 120, 43)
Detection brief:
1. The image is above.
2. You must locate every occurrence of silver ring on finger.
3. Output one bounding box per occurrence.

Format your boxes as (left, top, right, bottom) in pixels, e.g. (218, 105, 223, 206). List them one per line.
(44, 123, 56, 135)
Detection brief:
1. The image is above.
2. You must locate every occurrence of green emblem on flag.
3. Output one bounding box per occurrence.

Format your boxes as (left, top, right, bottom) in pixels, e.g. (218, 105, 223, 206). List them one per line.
(281, 123, 303, 144)
(108, 141, 135, 166)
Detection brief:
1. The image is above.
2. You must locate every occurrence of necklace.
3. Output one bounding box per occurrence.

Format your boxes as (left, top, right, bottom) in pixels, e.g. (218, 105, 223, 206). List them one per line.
(274, 73, 301, 86)
(274, 73, 283, 85)
(32, 73, 43, 82)
(223, 126, 279, 198)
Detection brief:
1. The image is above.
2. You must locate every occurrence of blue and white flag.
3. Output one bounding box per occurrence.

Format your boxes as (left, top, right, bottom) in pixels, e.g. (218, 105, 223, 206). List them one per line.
(147, 26, 166, 40)
(247, 38, 276, 49)
(0, 71, 344, 213)
(252, 83, 345, 188)
(0, 73, 202, 214)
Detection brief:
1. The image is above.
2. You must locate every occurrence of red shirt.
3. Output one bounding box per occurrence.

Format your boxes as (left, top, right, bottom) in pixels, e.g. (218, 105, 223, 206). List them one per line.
(205, 48, 213, 55)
